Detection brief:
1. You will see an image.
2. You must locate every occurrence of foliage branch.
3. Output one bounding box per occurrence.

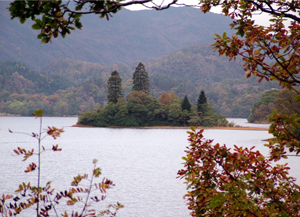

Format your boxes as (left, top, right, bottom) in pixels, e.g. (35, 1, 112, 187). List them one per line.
(204, 0, 300, 92)
(8, 0, 196, 43)
(177, 127, 300, 216)
(173, 0, 300, 215)
(0, 110, 123, 217)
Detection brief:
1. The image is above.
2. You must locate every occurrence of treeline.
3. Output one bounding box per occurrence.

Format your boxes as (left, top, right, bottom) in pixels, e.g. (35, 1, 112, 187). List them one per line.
(78, 64, 227, 127)
(0, 61, 103, 116)
(78, 91, 228, 127)
(0, 88, 97, 116)
(0, 56, 280, 117)
(205, 78, 279, 118)
(248, 89, 300, 123)
(146, 44, 280, 118)
(41, 46, 280, 118)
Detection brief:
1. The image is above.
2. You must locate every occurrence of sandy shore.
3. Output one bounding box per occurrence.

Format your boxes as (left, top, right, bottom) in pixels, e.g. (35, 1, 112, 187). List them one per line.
(72, 124, 268, 131)
(0, 113, 20, 116)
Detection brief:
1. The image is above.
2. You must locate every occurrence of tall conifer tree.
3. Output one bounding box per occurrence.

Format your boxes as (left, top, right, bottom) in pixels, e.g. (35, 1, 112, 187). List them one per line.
(181, 95, 191, 111)
(107, 70, 124, 103)
(132, 62, 150, 94)
(197, 90, 207, 113)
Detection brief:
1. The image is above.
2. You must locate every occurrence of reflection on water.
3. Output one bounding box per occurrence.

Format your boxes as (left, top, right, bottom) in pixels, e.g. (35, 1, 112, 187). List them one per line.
(0, 117, 298, 216)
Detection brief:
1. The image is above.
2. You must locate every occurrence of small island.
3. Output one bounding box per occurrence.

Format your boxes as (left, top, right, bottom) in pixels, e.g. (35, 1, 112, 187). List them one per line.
(77, 63, 228, 127)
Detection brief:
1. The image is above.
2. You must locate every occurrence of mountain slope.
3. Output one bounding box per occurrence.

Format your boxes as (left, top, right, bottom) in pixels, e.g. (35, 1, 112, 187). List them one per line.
(0, 61, 72, 95)
(40, 44, 246, 99)
(148, 44, 244, 83)
(0, 1, 234, 70)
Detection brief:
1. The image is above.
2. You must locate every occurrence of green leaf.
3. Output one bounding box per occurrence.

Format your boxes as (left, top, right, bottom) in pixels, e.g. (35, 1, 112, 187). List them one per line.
(75, 4, 83, 11)
(222, 32, 227, 38)
(20, 18, 26, 24)
(214, 34, 221, 39)
(32, 109, 44, 117)
(32, 23, 40, 30)
(75, 19, 82, 29)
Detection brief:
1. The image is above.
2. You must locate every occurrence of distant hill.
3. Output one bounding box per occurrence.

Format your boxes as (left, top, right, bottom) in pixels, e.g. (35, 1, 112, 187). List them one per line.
(147, 44, 245, 97)
(0, 41, 280, 117)
(0, 1, 234, 70)
(39, 44, 245, 98)
(37, 43, 280, 118)
(0, 61, 72, 95)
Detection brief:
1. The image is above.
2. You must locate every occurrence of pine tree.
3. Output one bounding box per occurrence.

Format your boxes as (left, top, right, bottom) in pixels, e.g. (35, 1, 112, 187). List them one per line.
(132, 62, 150, 94)
(107, 70, 124, 104)
(197, 90, 207, 113)
(181, 95, 191, 111)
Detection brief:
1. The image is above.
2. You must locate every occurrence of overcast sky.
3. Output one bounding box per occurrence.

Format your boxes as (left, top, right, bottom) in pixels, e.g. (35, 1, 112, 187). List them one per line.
(125, 0, 273, 27)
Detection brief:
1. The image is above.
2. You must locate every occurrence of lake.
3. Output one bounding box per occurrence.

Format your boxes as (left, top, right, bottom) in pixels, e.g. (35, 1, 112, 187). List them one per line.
(0, 117, 299, 216)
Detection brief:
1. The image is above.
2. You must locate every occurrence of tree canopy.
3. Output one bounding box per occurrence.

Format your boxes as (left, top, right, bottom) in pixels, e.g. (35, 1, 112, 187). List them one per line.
(132, 62, 150, 94)
(181, 95, 191, 111)
(107, 70, 124, 103)
(78, 91, 227, 127)
(197, 90, 207, 114)
(157, 92, 171, 105)
(179, 0, 300, 216)
(247, 89, 279, 123)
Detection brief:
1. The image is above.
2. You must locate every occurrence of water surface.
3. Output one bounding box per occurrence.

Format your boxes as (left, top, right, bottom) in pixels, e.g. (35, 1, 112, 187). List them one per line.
(0, 117, 298, 216)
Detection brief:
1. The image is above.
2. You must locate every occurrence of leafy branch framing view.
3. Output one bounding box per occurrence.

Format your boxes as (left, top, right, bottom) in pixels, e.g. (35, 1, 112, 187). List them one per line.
(3, 0, 300, 216)
(0, 110, 123, 217)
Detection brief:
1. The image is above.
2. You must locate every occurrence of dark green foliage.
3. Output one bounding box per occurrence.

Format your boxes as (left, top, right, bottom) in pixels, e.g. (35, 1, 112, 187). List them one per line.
(197, 90, 207, 105)
(107, 70, 124, 103)
(132, 63, 150, 94)
(77, 93, 227, 127)
(197, 90, 207, 114)
(181, 95, 191, 112)
(247, 89, 280, 123)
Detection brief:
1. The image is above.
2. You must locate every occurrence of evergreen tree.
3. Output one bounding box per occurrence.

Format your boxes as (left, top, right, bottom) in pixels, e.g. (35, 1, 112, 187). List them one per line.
(132, 63, 150, 94)
(181, 95, 191, 111)
(197, 90, 207, 113)
(107, 70, 124, 104)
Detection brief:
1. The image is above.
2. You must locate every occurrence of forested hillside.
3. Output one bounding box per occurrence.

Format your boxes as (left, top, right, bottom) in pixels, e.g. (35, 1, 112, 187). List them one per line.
(0, 1, 234, 71)
(0, 61, 72, 95)
(146, 44, 280, 117)
(0, 62, 100, 116)
(0, 51, 280, 118)
(248, 89, 300, 123)
(147, 44, 245, 98)
(1, 0, 279, 118)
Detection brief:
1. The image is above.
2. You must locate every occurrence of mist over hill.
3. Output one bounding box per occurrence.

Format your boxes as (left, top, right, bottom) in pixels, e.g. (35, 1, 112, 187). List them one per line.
(0, 1, 234, 70)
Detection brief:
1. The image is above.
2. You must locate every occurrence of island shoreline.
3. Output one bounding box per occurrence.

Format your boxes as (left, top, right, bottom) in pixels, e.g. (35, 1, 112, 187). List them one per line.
(72, 124, 268, 131)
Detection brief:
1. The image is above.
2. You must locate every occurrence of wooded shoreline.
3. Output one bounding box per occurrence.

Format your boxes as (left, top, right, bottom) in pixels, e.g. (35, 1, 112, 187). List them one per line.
(72, 124, 268, 131)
